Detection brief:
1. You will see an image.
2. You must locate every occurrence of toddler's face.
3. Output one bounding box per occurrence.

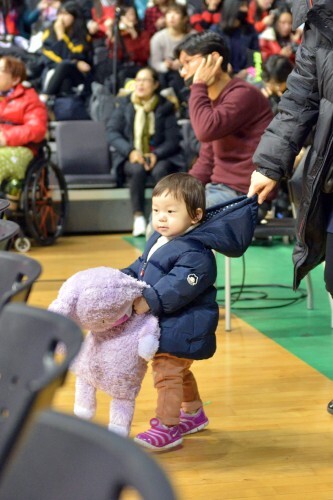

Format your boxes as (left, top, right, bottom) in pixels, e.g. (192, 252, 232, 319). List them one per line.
(152, 192, 201, 238)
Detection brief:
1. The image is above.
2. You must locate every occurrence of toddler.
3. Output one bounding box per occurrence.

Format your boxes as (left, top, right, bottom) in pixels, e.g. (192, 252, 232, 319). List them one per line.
(122, 172, 257, 450)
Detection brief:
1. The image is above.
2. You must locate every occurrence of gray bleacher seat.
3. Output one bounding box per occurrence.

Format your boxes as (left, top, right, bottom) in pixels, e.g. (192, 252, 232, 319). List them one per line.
(54, 121, 151, 233)
(55, 120, 116, 189)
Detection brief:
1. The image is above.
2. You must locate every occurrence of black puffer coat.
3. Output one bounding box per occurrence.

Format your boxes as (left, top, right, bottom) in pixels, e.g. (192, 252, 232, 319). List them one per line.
(253, 0, 333, 289)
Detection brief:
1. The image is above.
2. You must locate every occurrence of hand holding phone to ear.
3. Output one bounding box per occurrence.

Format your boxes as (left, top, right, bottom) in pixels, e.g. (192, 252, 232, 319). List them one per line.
(193, 54, 223, 86)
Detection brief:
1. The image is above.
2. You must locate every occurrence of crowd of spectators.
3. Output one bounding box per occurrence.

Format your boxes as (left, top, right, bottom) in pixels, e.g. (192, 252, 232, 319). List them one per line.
(0, 0, 301, 235)
(1, 0, 298, 97)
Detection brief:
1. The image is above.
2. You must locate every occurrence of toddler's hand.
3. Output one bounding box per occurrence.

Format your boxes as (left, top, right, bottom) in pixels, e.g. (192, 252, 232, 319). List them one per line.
(133, 297, 150, 314)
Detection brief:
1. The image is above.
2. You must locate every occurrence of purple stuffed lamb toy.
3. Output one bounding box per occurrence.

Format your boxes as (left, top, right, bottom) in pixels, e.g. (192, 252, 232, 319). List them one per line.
(49, 266, 160, 436)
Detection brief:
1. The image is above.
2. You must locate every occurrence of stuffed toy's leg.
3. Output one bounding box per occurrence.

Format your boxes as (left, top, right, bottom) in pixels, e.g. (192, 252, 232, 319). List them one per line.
(74, 377, 97, 420)
(108, 398, 135, 436)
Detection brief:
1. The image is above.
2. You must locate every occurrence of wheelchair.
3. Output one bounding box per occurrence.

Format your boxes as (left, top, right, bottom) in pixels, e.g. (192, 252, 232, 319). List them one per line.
(1, 141, 68, 252)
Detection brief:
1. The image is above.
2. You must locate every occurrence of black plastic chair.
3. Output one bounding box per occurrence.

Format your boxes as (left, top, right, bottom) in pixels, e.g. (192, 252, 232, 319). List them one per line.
(0, 220, 20, 250)
(0, 409, 177, 500)
(253, 217, 296, 240)
(0, 303, 83, 475)
(0, 251, 42, 308)
(0, 199, 9, 218)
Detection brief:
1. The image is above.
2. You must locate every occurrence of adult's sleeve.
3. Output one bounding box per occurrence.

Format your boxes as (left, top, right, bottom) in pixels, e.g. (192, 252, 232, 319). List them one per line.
(189, 82, 265, 142)
(253, 24, 320, 180)
(106, 100, 132, 157)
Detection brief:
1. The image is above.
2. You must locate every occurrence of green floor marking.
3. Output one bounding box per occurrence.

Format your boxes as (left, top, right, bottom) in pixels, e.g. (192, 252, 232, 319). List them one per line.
(215, 241, 333, 380)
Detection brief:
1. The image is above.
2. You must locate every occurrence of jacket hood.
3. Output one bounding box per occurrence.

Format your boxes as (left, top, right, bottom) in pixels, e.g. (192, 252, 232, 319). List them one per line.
(187, 195, 258, 258)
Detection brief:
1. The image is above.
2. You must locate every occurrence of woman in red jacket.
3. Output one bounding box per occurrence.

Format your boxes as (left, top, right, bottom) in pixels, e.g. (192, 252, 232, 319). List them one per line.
(247, 0, 275, 34)
(0, 56, 48, 187)
(259, 7, 301, 63)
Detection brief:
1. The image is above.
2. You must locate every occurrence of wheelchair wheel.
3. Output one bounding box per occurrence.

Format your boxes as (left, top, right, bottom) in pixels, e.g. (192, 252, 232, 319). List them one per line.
(14, 236, 31, 253)
(23, 158, 68, 246)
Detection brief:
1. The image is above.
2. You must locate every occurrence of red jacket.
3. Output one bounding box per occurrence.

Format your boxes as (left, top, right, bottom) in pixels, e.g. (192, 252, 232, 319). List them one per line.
(0, 84, 48, 152)
(190, 10, 222, 32)
(91, 5, 115, 36)
(259, 38, 298, 63)
(107, 30, 150, 65)
(247, 1, 269, 33)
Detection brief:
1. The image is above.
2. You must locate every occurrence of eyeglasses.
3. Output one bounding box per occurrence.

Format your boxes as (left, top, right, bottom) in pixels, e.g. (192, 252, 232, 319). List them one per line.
(135, 78, 154, 83)
(178, 54, 203, 73)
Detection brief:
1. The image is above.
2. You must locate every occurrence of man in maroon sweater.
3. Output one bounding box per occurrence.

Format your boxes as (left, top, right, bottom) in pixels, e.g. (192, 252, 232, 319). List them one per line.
(175, 32, 273, 207)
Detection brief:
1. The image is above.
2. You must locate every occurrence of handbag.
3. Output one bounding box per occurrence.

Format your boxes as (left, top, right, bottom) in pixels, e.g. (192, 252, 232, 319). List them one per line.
(53, 95, 90, 121)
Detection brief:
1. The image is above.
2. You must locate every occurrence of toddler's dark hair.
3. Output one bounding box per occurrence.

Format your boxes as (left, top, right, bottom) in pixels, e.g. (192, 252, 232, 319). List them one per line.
(152, 173, 206, 219)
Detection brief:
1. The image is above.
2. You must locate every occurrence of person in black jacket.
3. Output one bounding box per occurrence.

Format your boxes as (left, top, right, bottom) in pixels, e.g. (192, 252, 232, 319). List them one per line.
(107, 66, 185, 237)
(249, 0, 333, 292)
(40, 1, 92, 98)
(210, 0, 260, 75)
(246, 0, 333, 411)
(121, 172, 258, 450)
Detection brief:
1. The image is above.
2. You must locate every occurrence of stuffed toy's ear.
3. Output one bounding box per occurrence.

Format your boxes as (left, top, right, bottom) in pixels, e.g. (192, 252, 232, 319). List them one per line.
(48, 276, 79, 321)
(119, 271, 150, 302)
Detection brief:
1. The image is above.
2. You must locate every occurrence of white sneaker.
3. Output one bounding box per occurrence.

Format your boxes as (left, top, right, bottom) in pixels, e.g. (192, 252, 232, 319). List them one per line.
(132, 215, 147, 237)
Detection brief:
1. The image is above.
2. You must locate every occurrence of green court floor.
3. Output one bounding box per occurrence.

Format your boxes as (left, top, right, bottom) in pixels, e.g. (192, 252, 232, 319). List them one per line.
(124, 236, 333, 380)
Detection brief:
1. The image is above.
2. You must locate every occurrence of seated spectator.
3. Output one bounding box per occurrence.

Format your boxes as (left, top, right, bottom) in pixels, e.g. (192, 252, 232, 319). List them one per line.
(0, 1, 30, 53)
(259, 6, 301, 63)
(87, 0, 116, 39)
(144, 0, 174, 37)
(23, 0, 63, 55)
(210, 0, 259, 75)
(107, 66, 185, 237)
(259, 54, 293, 114)
(247, 0, 275, 35)
(24, 0, 62, 35)
(149, 4, 192, 99)
(0, 0, 25, 38)
(0, 56, 47, 189)
(40, 1, 92, 99)
(190, 0, 222, 33)
(174, 31, 273, 210)
(95, 5, 150, 90)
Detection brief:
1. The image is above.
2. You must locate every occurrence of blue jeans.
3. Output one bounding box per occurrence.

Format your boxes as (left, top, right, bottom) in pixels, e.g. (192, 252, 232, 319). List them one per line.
(205, 183, 244, 208)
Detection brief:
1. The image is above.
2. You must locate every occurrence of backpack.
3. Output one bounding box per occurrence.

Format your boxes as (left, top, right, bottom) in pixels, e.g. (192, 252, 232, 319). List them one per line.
(53, 95, 91, 121)
(88, 81, 117, 124)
